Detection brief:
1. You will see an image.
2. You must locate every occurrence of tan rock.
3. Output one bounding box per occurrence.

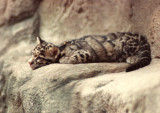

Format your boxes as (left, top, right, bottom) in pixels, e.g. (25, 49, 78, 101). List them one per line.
(39, 0, 132, 43)
(1, 0, 160, 113)
(149, 6, 160, 58)
(2, 59, 160, 113)
(0, 0, 41, 26)
(71, 59, 160, 113)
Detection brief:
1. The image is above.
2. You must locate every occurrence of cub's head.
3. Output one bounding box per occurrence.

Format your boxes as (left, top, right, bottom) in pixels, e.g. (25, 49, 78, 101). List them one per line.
(28, 37, 60, 70)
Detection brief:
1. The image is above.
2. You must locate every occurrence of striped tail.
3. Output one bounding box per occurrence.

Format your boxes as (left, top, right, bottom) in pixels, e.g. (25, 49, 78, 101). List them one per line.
(126, 36, 151, 72)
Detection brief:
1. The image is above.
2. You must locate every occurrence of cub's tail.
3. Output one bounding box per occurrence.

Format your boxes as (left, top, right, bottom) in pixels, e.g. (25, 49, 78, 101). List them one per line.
(126, 35, 151, 72)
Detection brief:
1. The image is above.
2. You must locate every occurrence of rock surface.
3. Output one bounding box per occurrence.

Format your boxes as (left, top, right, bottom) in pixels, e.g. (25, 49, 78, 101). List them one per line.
(2, 59, 160, 113)
(71, 60, 160, 113)
(0, 0, 41, 26)
(149, 6, 160, 58)
(3, 60, 129, 113)
(0, 0, 160, 113)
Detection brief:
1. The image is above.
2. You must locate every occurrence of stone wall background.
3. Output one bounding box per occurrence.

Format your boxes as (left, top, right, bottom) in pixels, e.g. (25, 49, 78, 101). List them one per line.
(0, 0, 160, 59)
(0, 0, 160, 113)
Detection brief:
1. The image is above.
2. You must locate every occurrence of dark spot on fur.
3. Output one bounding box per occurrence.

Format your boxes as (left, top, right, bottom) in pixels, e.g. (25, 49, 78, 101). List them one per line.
(134, 39, 139, 44)
(46, 59, 53, 64)
(140, 51, 150, 57)
(139, 44, 150, 51)
(74, 55, 78, 60)
(140, 35, 146, 41)
(101, 35, 107, 40)
(108, 41, 115, 47)
(125, 32, 132, 36)
(80, 54, 84, 58)
(140, 40, 147, 46)
(40, 50, 44, 53)
(81, 58, 84, 62)
(85, 53, 89, 60)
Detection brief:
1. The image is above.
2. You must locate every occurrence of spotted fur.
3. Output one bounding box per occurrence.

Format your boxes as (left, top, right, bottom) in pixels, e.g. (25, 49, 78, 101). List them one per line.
(29, 32, 151, 72)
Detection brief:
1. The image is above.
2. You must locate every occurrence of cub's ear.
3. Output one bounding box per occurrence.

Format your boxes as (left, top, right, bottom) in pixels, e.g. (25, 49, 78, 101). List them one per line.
(50, 47, 60, 58)
(37, 36, 45, 44)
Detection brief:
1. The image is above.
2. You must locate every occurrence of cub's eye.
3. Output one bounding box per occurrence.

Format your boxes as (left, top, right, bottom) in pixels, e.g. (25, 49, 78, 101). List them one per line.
(37, 46, 41, 49)
(34, 55, 38, 57)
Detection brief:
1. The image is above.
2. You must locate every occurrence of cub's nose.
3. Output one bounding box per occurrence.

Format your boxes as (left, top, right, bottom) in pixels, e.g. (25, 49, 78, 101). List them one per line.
(29, 61, 34, 65)
(28, 58, 34, 65)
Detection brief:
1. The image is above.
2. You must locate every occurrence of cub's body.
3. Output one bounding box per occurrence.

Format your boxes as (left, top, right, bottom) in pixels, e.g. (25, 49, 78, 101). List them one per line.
(29, 32, 151, 72)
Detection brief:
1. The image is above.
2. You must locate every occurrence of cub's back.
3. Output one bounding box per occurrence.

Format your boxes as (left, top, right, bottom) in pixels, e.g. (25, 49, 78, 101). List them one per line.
(78, 34, 118, 62)
(68, 32, 150, 62)
(61, 32, 150, 64)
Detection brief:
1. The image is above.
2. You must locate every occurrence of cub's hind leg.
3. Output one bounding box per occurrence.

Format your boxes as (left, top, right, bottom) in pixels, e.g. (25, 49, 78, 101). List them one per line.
(59, 50, 91, 64)
(124, 34, 151, 72)
(126, 56, 139, 65)
(126, 52, 151, 72)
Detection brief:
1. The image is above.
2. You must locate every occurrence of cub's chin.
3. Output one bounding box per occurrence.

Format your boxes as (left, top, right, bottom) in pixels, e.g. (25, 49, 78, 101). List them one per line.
(29, 63, 46, 70)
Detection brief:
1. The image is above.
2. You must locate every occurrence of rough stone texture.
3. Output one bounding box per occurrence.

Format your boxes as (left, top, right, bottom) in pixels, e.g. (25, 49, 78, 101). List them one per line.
(0, 0, 41, 26)
(0, 13, 40, 57)
(149, 6, 160, 58)
(39, 0, 132, 43)
(1, 0, 160, 113)
(0, 0, 41, 112)
(39, 0, 160, 47)
(2, 59, 129, 113)
(2, 59, 160, 113)
(71, 60, 160, 113)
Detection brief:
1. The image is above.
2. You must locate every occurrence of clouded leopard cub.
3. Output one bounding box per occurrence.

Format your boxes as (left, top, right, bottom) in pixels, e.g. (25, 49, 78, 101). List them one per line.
(29, 32, 151, 72)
